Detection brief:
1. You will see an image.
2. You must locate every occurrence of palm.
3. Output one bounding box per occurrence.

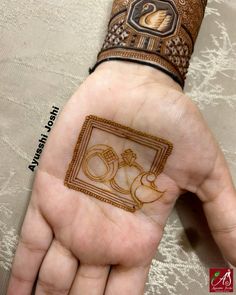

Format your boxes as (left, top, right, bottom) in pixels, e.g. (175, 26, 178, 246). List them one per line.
(8, 64, 236, 295)
(36, 170, 163, 266)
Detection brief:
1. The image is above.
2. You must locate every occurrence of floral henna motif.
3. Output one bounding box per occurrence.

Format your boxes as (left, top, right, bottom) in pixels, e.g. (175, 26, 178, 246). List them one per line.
(64, 115, 173, 212)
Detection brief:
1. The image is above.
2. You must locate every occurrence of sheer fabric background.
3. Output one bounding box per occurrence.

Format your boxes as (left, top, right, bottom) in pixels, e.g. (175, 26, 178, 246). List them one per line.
(0, 0, 235, 294)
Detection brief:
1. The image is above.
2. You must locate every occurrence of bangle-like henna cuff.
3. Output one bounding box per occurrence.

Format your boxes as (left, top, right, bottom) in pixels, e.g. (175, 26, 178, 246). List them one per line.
(92, 0, 207, 87)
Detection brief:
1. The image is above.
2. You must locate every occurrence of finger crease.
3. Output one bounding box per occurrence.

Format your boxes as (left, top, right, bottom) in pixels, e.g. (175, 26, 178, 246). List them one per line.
(38, 278, 70, 294)
(19, 238, 48, 254)
(211, 224, 236, 234)
(78, 272, 105, 280)
(11, 271, 32, 284)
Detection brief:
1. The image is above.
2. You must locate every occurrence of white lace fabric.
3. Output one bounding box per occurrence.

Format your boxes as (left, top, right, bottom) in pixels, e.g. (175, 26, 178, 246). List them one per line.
(0, 0, 235, 294)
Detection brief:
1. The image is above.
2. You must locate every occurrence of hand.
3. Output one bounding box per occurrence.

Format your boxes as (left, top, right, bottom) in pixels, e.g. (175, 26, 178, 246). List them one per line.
(7, 62, 236, 295)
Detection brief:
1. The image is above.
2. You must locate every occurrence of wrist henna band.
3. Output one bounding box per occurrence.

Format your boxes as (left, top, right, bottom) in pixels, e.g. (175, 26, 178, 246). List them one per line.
(92, 0, 207, 87)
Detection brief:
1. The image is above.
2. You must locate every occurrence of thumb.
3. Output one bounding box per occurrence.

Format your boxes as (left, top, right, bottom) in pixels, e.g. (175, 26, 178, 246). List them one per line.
(197, 150, 236, 266)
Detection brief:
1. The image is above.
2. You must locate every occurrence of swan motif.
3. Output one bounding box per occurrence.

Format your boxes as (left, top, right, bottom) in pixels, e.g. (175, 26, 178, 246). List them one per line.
(139, 3, 172, 32)
(130, 172, 165, 208)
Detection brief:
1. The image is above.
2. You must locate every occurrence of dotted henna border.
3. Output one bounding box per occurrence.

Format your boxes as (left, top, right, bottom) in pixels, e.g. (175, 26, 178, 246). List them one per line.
(64, 115, 173, 212)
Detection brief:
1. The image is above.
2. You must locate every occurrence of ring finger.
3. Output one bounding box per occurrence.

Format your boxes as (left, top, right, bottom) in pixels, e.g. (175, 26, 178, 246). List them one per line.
(35, 239, 78, 295)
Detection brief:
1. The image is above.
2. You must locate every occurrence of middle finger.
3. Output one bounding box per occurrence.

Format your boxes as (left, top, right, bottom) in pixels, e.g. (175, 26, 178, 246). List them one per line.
(70, 264, 110, 295)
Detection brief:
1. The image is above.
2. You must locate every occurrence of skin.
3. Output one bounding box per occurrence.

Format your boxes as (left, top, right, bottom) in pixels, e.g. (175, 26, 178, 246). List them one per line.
(7, 62, 236, 295)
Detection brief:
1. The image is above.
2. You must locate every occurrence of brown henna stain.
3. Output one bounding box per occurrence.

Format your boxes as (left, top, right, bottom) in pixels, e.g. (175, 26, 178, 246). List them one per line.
(92, 0, 207, 88)
(64, 115, 173, 212)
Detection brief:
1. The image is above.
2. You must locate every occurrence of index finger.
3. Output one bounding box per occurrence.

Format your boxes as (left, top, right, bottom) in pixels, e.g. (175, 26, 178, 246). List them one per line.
(197, 151, 236, 266)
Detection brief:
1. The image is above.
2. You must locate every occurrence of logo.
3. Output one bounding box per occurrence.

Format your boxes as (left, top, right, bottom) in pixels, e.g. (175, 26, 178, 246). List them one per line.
(127, 0, 179, 37)
(209, 268, 234, 293)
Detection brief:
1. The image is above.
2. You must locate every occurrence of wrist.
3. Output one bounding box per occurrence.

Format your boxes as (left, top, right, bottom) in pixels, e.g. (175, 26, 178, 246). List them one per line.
(94, 60, 183, 92)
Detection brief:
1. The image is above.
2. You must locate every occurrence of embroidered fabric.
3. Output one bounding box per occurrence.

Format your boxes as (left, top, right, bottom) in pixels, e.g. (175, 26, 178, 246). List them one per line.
(0, 0, 235, 294)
